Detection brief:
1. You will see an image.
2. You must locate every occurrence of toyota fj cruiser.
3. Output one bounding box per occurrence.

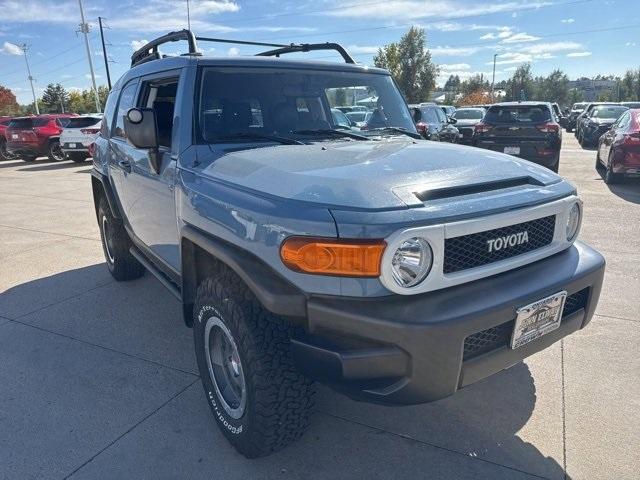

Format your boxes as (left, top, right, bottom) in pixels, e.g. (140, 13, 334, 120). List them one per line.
(91, 31, 605, 458)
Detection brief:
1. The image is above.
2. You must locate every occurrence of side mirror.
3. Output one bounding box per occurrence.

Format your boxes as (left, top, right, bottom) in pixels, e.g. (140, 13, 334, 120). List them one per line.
(447, 115, 457, 124)
(412, 107, 421, 123)
(124, 108, 161, 174)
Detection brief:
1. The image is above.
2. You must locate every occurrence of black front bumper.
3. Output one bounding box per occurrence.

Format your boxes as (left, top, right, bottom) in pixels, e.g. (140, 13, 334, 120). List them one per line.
(292, 241, 605, 405)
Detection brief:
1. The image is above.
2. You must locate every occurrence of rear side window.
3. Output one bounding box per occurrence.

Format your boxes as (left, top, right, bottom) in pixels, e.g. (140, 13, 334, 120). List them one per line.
(485, 105, 551, 124)
(8, 118, 34, 129)
(453, 109, 484, 120)
(66, 117, 102, 129)
(101, 90, 118, 138)
(113, 82, 139, 139)
(56, 118, 73, 128)
(420, 107, 440, 123)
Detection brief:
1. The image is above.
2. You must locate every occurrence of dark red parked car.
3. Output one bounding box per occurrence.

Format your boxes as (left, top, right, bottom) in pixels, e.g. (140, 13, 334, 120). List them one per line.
(596, 108, 640, 184)
(6, 114, 77, 162)
(0, 116, 15, 160)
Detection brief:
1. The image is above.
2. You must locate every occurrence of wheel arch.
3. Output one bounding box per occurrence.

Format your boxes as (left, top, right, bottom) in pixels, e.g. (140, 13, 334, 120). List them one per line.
(91, 170, 122, 220)
(180, 225, 307, 328)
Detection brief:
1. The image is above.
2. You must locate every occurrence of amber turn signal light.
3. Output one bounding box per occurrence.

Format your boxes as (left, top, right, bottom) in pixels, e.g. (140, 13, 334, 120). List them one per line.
(280, 237, 386, 277)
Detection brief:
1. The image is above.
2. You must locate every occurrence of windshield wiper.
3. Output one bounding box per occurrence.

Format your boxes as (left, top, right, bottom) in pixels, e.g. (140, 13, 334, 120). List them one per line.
(366, 127, 422, 139)
(292, 129, 370, 141)
(216, 132, 304, 145)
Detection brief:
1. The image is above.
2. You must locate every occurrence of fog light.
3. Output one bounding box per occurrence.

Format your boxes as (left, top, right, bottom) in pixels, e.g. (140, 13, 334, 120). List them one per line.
(391, 237, 433, 287)
(566, 203, 581, 241)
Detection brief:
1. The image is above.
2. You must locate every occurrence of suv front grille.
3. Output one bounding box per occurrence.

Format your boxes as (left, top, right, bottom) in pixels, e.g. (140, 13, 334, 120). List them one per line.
(444, 215, 556, 274)
(462, 288, 590, 361)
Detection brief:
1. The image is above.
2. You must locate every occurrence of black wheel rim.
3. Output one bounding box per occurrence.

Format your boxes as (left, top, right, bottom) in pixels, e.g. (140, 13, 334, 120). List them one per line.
(51, 142, 65, 161)
(204, 316, 246, 419)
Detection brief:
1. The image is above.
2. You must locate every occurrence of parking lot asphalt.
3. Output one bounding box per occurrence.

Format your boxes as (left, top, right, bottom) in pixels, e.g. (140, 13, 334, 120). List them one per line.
(0, 135, 638, 480)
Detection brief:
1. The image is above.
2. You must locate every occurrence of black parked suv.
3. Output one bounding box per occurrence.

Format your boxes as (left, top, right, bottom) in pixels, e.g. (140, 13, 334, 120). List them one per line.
(411, 104, 459, 143)
(474, 102, 562, 172)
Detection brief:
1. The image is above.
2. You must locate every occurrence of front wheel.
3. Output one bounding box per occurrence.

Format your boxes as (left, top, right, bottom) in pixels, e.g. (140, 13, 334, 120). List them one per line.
(48, 139, 66, 162)
(193, 272, 315, 458)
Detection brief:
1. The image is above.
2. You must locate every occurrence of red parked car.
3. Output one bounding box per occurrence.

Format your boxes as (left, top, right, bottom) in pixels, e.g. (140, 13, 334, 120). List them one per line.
(596, 108, 640, 184)
(0, 116, 15, 160)
(6, 114, 77, 162)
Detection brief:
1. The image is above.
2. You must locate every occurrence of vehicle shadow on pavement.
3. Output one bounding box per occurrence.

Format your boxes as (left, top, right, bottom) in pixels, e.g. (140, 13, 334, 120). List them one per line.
(17, 161, 90, 172)
(0, 265, 571, 479)
(595, 168, 640, 204)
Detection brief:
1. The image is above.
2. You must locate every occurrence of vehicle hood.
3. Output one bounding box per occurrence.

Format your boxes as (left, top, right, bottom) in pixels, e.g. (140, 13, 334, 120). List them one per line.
(199, 139, 561, 210)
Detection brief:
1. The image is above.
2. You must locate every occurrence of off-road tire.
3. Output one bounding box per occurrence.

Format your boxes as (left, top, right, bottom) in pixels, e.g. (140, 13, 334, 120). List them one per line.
(193, 272, 315, 458)
(47, 139, 66, 162)
(97, 197, 145, 281)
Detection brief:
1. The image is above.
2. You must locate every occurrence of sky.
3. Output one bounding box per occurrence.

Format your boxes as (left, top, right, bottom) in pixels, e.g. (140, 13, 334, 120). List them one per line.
(1, 0, 639, 104)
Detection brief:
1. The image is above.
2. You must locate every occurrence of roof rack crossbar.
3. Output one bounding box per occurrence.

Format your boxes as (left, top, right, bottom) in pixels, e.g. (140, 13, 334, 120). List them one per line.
(195, 36, 289, 49)
(256, 43, 356, 64)
(131, 29, 198, 67)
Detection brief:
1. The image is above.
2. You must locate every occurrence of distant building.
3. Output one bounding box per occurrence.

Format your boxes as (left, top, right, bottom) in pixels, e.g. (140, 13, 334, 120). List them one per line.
(568, 78, 617, 101)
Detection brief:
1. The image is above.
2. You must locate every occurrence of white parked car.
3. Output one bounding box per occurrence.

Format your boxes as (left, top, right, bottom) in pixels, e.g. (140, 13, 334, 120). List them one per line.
(60, 115, 102, 162)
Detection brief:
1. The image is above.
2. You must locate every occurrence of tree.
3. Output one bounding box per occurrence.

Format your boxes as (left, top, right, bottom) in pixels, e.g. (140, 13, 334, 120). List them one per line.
(41, 83, 69, 113)
(0, 85, 20, 116)
(443, 75, 461, 92)
(567, 88, 584, 106)
(458, 89, 492, 106)
(460, 74, 489, 96)
(540, 69, 570, 107)
(374, 27, 439, 103)
(505, 64, 535, 101)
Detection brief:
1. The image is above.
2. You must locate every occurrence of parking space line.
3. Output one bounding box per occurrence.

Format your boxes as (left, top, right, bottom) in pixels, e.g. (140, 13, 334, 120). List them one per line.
(63, 379, 200, 480)
(6, 316, 200, 377)
(560, 340, 568, 479)
(0, 223, 99, 242)
(318, 410, 550, 479)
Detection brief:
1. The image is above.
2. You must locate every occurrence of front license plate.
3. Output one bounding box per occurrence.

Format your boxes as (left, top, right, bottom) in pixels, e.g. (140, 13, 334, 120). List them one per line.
(458, 133, 464, 138)
(69, 143, 77, 148)
(511, 291, 567, 349)
(12, 134, 18, 140)
(504, 146, 520, 155)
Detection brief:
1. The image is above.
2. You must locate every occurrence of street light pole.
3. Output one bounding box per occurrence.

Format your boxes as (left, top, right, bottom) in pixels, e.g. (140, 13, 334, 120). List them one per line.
(491, 53, 498, 102)
(98, 17, 112, 90)
(78, 0, 101, 113)
(11, 43, 40, 114)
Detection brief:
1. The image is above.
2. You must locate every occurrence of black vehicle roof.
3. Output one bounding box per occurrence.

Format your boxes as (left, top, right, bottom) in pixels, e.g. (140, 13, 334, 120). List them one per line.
(490, 101, 551, 107)
(114, 55, 390, 90)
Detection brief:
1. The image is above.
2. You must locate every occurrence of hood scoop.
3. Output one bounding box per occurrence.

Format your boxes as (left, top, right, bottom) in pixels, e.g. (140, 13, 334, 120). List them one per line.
(415, 176, 545, 202)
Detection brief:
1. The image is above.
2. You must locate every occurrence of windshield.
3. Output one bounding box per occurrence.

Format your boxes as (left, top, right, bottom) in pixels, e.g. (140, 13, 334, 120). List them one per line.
(453, 109, 484, 120)
(572, 103, 587, 111)
(591, 106, 628, 119)
(198, 67, 416, 143)
(485, 105, 552, 124)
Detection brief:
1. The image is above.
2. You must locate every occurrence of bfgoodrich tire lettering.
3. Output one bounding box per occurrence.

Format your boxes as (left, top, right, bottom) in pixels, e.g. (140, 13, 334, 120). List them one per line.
(97, 197, 145, 281)
(193, 272, 315, 458)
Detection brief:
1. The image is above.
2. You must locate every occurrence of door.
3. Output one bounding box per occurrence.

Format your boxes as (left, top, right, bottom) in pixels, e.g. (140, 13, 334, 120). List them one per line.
(109, 72, 182, 273)
(127, 73, 182, 272)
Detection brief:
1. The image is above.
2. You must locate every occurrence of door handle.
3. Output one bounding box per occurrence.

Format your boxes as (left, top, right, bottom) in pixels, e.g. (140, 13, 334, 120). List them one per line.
(118, 160, 132, 172)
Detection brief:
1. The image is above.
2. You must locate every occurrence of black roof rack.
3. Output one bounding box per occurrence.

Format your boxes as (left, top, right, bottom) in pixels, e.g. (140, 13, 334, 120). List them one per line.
(131, 29, 356, 67)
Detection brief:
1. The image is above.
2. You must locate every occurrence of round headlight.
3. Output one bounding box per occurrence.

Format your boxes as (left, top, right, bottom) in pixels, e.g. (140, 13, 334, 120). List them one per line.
(391, 237, 433, 288)
(566, 202, 581, 241)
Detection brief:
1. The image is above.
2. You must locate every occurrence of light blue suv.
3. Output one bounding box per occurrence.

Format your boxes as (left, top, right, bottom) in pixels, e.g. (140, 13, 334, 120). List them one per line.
(91, 31, 605, 458)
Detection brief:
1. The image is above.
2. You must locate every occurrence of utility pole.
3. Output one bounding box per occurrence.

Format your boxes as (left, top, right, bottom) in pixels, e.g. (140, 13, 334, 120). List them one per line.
(10, 43, 39, 114)
(491, 53, 498, 102)
(98, 17, 112, 90)
(78, 0, 101, 113)
(186, 0, 191, 30)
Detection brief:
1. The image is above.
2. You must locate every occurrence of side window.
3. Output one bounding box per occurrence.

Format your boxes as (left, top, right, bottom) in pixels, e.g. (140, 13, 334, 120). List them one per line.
(435, 108, 447, 123)
(616, 112, 630, 131)
(101, 90, 119, 137)
(138, 77, 179, 148)
(113, 81, 139, 139)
